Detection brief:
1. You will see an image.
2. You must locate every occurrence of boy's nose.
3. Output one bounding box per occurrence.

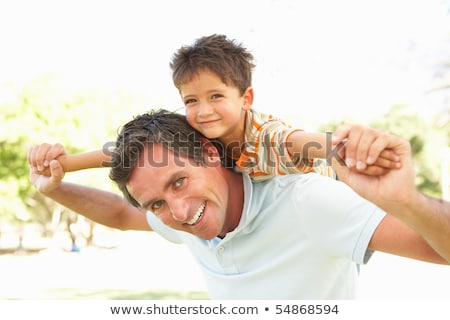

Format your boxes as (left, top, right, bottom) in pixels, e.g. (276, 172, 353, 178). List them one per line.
(198, 102, 214, 116)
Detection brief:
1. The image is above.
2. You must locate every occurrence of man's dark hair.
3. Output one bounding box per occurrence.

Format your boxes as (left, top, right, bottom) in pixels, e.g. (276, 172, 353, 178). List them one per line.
(109, 109, 231, 207)
(170, 34, 256, 95)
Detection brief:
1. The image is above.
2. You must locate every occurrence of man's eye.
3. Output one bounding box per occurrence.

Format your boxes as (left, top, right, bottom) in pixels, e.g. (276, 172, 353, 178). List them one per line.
(175, 177, 185, 187)
(152, 200, 164, 211)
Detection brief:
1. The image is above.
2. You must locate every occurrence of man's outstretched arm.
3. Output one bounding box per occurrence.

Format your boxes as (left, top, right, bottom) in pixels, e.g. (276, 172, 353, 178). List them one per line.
(332, 125, 450, 263)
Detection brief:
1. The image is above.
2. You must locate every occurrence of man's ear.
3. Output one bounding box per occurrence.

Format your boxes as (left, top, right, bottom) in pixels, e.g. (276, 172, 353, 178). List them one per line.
(242, 87, 254, 111)
(200, 138, 222, 166)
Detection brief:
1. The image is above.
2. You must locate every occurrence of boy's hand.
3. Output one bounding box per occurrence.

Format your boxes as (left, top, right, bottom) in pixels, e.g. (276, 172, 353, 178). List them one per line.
(332, 124, 401, 176)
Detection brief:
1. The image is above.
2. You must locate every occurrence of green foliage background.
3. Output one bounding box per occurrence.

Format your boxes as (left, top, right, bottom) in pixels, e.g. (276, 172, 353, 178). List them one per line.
(0, 73, 151, 226)
(319, 104, 449, 198)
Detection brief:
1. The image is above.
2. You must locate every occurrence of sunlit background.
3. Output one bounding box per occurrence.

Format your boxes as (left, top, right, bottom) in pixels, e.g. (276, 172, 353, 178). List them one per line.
(1, 0, 449, 300)
(1, 0, 449, 120)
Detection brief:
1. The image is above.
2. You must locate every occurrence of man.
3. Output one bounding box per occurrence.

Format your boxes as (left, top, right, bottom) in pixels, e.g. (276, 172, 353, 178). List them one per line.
(28, 109, 448, 299)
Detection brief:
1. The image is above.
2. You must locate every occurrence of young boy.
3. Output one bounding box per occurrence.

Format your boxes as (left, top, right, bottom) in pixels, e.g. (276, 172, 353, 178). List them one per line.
(170, 34, 396, 181)
(37, 35, 398, 178)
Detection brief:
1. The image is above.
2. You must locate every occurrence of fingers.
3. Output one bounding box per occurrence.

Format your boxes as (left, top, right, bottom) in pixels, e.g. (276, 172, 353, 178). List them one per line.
(31, 159, 65, 194)
(28, 144, 50, 173)
(378, 149, 400, 162)
(333, 124, 366, 169)
(372, 156, 401, 170)
(28, 143, 67, 173)
(48, 159, 65, 184)
(372, 149, 401, 169)
(354, 165, 388, 176)
(331, 124, 352, 145)
(28, 144, 67, 194)
(333, 124, 399, 171)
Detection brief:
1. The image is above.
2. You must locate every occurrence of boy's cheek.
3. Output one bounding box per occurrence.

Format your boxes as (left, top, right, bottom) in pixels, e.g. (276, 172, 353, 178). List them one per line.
(185, 111, 197, 125)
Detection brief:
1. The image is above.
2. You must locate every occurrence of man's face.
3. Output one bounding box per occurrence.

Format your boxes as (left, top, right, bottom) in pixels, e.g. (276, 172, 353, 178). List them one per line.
(127, 144, 232, 240)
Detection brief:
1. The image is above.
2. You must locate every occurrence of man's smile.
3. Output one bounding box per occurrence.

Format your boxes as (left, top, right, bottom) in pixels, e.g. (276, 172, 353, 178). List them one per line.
(187, 201, 206, 225)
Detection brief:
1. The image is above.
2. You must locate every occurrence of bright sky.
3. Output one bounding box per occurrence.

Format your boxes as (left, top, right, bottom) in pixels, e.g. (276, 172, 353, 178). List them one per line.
(1, 0, 449, 127)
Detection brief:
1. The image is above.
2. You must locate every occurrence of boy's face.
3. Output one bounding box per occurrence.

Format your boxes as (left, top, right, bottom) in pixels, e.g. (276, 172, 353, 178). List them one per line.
(179, 69, 253, 144)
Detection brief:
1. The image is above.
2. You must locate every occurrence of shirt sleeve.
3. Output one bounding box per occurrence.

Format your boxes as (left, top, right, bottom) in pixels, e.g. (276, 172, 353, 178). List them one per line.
(236, 110, 335, 181)
(294, 175, 386, 264)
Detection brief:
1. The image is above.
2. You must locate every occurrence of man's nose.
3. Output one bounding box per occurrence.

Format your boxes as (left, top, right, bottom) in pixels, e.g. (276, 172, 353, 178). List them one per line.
(168, 199, 188, 222)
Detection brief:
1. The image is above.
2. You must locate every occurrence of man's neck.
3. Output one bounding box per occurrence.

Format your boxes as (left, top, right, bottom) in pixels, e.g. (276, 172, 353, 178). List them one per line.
(222, 170, 245, 237)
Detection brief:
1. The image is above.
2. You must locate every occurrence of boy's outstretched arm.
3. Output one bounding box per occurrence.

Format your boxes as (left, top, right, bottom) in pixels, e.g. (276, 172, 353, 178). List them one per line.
(287, 130, 400, 176)
(28, 143, 150, 231)
(37, 148, 112, 176)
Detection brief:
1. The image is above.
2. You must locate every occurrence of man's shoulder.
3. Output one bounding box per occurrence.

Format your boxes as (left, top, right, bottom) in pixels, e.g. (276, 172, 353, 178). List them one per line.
(252, 172, 329, 190)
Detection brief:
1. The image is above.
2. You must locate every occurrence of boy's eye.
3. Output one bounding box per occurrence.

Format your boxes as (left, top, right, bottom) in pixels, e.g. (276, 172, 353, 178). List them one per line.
(211, 94, 223, 100)
(184, 98, 197, 105)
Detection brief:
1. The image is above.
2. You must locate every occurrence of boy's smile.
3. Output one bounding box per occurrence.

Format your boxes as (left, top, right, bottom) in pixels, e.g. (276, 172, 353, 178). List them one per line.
(180, 69, 253, 146)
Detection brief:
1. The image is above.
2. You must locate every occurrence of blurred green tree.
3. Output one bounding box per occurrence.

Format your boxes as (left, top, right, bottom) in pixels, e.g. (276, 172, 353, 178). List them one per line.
(319, 104, 448, 198)
(370, 104, 447, 197)
(0, 73, 148, 248)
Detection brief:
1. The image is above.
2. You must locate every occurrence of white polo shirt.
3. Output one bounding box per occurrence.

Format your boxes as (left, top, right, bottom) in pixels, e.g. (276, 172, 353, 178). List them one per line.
(146, 173, 385, 299)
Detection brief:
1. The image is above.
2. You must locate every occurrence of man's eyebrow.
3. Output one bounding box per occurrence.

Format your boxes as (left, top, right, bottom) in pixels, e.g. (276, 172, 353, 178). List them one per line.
(141, 172, 180, 209)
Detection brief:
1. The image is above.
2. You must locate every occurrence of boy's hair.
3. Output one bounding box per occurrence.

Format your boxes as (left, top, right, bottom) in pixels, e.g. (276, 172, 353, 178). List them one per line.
(109, 109, 231, 207)
(170, 34, 256, 95)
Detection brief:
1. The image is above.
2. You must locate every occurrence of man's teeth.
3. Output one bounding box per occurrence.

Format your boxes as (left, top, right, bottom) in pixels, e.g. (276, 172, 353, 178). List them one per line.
(187, 202, 205, 225)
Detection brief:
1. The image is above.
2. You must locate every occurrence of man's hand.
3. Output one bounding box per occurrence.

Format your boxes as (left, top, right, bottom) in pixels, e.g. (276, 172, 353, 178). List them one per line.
(28, 143, 67, 194)
(331, 124, 416, 211)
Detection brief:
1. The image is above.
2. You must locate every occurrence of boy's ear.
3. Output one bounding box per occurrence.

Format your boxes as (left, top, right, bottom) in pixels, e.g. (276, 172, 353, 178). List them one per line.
(242, 87, 254, 111)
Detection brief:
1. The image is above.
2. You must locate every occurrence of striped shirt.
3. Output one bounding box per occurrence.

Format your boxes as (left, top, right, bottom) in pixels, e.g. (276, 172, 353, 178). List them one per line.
(235, 109, 335, 181)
